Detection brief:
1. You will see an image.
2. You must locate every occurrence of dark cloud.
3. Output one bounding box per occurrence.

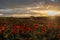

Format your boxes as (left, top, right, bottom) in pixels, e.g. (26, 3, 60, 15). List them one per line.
(0, 0, 60, 8)
(0, 0, 40, 8)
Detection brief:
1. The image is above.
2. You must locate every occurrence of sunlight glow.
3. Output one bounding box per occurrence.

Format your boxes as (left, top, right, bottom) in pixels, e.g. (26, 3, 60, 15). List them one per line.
(47, 10, 57, 16)
(51, 0, 55, 2)
(0, 14, 3, 16)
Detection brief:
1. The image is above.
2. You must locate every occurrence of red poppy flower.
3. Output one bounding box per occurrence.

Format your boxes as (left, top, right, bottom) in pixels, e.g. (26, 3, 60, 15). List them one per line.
(34, 23, 39, 29)
(12, 27, 17, 34)
(4, 22, 8, 25)
(19, 26, 24, 30)
(19, 29, 24, 34)
(12, 25, 24, 34)
(26, 26, 32, 32)
(1, 26, 5, 30)
(0, 26, 5, 33)
(21, 23, 25, 28)
(0, 29, 2, 34)
(12, 31, 16, 34)
(19, 27, 24, 33)
(41, 26, 47, 32)
(16, 26, 20, 29)
(57, 34, 60, 38)
(18, 25, 25, 34)
(57, 25, 60, 29)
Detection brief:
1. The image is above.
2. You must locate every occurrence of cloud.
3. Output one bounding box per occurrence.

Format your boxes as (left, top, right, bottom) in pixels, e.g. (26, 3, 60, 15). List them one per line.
(0, 7, 33, 15)
(0, 5, 60, 17)
(0, 6, 41, 14)
(0, 0, 41, 8)
(0, 0, 60, 8)
(0, 6, 42, 17)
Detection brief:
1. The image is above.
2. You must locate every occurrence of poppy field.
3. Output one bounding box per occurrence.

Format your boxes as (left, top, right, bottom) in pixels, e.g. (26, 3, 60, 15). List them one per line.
(0, 17, 60, 40)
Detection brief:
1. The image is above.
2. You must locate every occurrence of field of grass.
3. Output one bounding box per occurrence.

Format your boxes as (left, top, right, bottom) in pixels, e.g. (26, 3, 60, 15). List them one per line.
(0, 17, 60, 40)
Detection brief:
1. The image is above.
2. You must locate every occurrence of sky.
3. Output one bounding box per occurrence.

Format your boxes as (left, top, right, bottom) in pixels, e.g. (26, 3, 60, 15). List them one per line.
(0, 0, 60, 17)
(0, 0, 60, 8)
(0, 0, 41, 8)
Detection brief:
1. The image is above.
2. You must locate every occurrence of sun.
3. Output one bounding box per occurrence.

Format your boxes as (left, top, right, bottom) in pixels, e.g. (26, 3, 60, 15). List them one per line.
(47, 10, 57, 16)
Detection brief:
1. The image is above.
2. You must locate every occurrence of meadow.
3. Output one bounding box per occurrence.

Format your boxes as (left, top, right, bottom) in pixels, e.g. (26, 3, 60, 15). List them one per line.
(0, 17, 60, 40)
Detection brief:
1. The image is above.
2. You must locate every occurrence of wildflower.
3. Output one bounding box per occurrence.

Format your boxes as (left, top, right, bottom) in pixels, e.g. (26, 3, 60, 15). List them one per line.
(12, 26, 17, 34)
(41, 26, 47, 32)
(57, 34, 60, 38)
(21, 23, 25, 28)
(57, 25, 60, 29)
(4, 21, 8, 25)
(0, 26, 5, 33)
(34, 23, 39, 29)
(19, 28, 24, 34)
(26, 25, 32, 32)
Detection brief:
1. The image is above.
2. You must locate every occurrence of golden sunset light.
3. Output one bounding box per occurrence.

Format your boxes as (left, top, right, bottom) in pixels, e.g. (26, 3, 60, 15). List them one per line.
(0, 0, 60, 40)
(0, 0, 60, 17)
